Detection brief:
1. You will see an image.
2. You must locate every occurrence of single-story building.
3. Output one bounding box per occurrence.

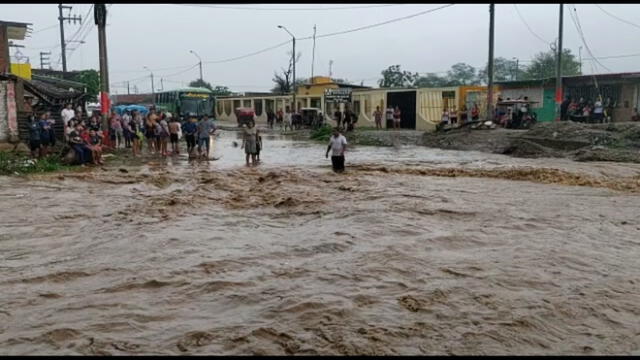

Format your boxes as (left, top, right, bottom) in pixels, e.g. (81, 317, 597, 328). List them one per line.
(495, 72, 640, 122)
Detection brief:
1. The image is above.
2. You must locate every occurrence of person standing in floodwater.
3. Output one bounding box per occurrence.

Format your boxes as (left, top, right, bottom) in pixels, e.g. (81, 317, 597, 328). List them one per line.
(182, 115, 198, 157)
(373, 106, 383, 130)
(168, 117, 181, 155)
(326, 128, 347, 173)
(242, 120, 259, 166)
(197, 115, 216, 160)
(393, 106, 401, 130)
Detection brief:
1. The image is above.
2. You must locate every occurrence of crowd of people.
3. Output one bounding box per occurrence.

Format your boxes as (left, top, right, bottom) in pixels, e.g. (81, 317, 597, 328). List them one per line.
(106, 108, 219, 160)
(560, 95, 615, 123)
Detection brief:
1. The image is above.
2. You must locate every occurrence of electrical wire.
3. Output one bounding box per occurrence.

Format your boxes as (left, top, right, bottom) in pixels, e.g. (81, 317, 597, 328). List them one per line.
(307, 4, 454, 40)
(203, 40, 292, 64)
(172, 4, 403, 11)
(513, 4, 552, 45)
(595, 4, 640, 31)
(32, 24, 58, 34)
(115, 5, 455, 84)
(569, 4, 611, 72)
(200, 4, 454, 65)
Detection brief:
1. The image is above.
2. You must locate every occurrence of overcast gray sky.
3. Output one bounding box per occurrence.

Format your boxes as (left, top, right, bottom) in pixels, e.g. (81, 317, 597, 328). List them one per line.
(3, 3, 640, 94)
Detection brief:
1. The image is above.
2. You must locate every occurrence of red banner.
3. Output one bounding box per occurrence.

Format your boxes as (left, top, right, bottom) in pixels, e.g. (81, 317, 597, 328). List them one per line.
(100, 92, 111, 115)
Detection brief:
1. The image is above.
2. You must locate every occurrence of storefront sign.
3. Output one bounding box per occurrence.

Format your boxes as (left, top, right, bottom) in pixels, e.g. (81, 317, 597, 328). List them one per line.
(324, 88, 352, 103)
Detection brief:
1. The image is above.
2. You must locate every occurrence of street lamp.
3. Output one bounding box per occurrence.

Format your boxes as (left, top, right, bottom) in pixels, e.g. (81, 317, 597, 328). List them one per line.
(190, 50, 203, 82)
(278, 25, 296, 113)
(144, 66, 155, 106)
(512, 57, 519, 81)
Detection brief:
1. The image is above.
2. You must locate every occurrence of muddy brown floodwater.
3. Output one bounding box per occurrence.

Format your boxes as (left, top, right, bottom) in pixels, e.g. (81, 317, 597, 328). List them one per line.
(1, 130, 640, 355)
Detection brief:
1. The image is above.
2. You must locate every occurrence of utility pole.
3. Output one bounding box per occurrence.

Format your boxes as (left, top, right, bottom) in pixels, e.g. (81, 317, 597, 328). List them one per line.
(58, 3, 82, 73)
(512, 57, 519, 81)
(555, 4, 564, 121)
(144, 66, 155, 106)
(95, 3, 109, 130)
(311, 24, 316, 80)
(127, 81, 130, 95)
(292, 36, 296, 112)
(578, 46, 582, 74)
(278, 25, 296, 112)
(486, 3, 495, 122)
(160, 78, 164, 91)
(329, 60, 333, 78)
(40, 51, 52, 69)
(190, 50, 203, 81)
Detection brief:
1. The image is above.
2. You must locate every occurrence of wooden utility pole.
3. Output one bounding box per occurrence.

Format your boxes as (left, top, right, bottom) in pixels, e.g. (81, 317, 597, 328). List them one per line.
(311, 24, 316, 80)
(555, 4, 564, 121)
(127, 81, 130, 95)
(95, 3, 109, 130)
(486, 3, 495, 122)
(58, 3, 81, 72)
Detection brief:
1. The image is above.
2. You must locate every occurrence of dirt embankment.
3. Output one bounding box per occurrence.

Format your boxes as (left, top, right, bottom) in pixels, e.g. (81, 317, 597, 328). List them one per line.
(347, 122, 640, 163)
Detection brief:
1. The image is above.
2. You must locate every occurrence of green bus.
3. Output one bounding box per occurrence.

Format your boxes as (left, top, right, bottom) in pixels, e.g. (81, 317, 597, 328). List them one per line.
(153, 87, 215, 118)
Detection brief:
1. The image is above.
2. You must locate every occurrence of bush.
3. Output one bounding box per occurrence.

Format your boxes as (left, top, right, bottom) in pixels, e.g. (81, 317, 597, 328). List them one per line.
(310, 125, 333, 142)
(0, 151, 72, 176)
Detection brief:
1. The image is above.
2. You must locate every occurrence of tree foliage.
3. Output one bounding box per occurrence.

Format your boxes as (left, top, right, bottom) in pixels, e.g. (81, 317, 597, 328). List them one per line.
(378, 65, 418, 88)
(189, 79, 213, 91)
(524, 49, 581, 80)
(478, 57, 524, 84)
(380, 48, 582, 90)
(70, 69, 100, 99)
(446, 63, 479, 86)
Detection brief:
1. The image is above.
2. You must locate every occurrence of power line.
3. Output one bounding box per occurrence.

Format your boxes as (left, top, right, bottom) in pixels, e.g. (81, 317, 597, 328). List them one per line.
(309, 4, 455, 40)
(117, 5, 455, 83)
(594, 4, 640, 31)
(172, 3, 404, 11)
(201, 5, 454, 65)
(32, 24, 58, 34)
(203, 40, 291, 64)
(568, 4, 611, 72)
(513, 4, 552, 45)
(583, 52, 640, 60)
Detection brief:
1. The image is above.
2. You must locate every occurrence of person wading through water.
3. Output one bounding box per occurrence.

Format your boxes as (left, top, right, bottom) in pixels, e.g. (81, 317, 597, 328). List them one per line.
(242, 120, 259, 166)
(325, 128, 347, 173)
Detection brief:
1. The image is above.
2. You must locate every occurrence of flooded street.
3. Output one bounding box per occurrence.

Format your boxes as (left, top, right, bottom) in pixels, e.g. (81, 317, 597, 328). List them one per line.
(1, 130, 640, 355)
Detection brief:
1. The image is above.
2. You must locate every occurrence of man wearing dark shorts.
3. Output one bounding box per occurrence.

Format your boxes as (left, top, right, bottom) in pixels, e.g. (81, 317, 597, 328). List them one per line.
(325, 128, 347, 173)
(168, 117, 181, 154)
(182, 115, 198, 155)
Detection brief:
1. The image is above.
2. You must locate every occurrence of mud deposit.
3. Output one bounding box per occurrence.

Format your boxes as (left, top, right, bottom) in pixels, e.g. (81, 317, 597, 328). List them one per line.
(2, 132, 640, 355)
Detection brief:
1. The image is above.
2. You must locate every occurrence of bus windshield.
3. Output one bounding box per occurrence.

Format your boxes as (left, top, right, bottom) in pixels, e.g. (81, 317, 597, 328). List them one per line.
(180, 97, 212, 117)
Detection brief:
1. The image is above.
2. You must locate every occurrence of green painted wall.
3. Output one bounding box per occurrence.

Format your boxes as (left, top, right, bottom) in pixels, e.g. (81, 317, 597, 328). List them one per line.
(538, 88, 556, 122)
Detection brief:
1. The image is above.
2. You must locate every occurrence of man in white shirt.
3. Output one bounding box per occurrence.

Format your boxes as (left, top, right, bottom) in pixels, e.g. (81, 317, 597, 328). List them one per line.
(325, 128, 347, 173)
(284, 107, 293, 131)
(61, 104, 75, 125)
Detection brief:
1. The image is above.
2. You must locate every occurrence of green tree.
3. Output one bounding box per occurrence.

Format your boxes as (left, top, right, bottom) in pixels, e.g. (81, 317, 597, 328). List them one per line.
(478, 57, 524, 84)
(445, 63, 479, 86)
(189, 79, 213, 91)
(523, 49, 581, 80)
(378, 65, 418, 88)
(414, 73, 449, 87)
(211, 86, 232, 96)
(70, 69, 100, 99)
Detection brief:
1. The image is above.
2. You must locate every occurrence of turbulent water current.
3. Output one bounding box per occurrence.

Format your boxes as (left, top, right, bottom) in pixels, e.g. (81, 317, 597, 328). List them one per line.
(1, 130, 640, 355)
